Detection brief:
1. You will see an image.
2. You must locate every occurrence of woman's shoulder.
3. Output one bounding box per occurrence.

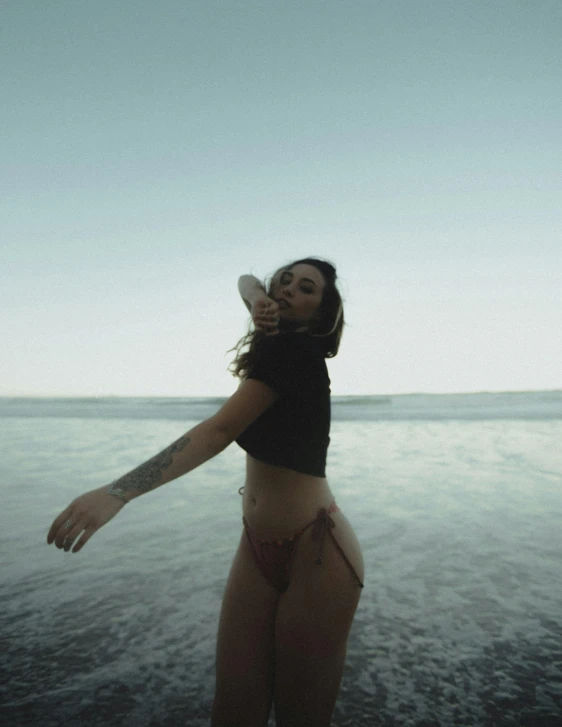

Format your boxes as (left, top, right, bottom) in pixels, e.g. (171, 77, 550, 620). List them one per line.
(248, 332, 329, 393)
(256, 332, 324, 359)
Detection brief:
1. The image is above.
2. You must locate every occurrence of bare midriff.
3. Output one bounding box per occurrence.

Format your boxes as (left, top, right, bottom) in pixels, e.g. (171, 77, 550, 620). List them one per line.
(240, 454, 336, 540)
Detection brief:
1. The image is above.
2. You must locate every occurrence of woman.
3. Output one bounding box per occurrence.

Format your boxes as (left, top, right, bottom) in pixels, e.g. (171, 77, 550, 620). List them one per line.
(47, 257, 365, 727)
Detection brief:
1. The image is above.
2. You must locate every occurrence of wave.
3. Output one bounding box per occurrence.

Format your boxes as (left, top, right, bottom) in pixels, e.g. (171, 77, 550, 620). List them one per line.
(1, 391, 560, 422)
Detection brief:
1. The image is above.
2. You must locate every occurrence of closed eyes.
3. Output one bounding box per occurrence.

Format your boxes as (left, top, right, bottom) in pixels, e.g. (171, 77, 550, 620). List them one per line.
(280, 273, 316, 294)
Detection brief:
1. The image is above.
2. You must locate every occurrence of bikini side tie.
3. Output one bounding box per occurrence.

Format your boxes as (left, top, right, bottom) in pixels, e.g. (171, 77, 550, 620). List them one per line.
(311, 507, 336, 566)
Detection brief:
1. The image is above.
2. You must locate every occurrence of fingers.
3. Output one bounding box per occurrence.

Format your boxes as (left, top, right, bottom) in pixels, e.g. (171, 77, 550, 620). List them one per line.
(254, 319, 279, 335)
(47, 488, 125, 555)
(53, 515, 85, 550)
(47, 506, 74, 544)
(253, 299, 279, 317)
(49, 515, 96, 553)
(254, 318, 279, 334)
(72, 525, 97, 553)
(253, 301, 280, 335)
(47, 503, 93, 553)
(59, 520, 86, 552)
(260, 299, 279, 314)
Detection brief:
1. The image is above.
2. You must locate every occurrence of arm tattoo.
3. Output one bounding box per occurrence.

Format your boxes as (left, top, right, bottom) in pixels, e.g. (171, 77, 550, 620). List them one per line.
(107, 435, 191, 499)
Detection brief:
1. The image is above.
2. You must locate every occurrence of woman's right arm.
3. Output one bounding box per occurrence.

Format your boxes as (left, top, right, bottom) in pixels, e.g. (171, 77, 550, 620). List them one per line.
(47, 379, 277, 554)
(238, 275, 279, 334)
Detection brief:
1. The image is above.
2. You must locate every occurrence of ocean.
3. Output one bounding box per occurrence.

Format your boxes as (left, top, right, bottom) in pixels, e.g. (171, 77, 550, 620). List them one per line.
(1, 392, 561, 726)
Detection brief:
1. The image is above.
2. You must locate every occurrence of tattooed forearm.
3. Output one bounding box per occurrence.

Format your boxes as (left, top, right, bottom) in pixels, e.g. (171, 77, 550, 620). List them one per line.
(107, 435, 191, 500)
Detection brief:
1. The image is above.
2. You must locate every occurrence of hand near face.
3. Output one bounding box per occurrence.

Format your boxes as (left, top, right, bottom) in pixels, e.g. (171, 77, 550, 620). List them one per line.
(251, 295, 280, 335)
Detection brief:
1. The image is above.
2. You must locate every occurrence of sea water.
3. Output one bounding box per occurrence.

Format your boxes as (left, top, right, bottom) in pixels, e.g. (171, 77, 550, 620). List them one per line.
(1, 392, 561, 726)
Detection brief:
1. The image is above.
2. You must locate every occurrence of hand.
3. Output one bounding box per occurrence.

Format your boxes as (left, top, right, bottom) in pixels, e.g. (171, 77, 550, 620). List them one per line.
(251, 295, 280, 335)
(47, 485, 126, 554)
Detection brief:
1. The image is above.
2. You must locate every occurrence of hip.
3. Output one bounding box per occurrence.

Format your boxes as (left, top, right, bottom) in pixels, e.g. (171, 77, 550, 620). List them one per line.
(239, 455, 344, 540)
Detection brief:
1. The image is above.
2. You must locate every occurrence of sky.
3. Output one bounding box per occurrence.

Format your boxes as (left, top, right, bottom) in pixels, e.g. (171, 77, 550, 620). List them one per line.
(2, 0, 560, 397)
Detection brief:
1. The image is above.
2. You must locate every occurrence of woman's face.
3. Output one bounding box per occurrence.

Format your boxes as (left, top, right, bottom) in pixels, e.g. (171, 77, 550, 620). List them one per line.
(270, 263, 326, 328)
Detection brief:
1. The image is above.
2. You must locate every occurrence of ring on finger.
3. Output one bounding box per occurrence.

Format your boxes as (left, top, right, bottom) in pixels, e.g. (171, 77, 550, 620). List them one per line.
(63, 519, 73, 531)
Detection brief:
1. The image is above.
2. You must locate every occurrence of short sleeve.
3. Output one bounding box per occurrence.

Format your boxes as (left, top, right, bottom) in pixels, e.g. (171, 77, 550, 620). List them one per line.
(246, 334, 322, 396)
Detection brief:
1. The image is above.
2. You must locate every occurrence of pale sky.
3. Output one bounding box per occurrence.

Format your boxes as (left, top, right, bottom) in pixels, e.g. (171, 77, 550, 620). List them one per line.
(2, 0, 560, 397)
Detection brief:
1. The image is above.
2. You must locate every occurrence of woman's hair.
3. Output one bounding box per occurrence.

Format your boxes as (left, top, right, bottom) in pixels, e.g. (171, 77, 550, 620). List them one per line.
(228, 257, 345, 380)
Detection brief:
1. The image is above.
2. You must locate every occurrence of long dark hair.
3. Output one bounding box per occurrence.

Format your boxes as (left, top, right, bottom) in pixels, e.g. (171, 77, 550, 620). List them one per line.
(228, 257, 345, 380)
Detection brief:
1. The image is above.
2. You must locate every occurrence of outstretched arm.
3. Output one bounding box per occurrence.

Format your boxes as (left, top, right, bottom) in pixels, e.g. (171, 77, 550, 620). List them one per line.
(238, 275, 280, 335)
(106, 417, 229, 502)
(47, 379, 277, 553)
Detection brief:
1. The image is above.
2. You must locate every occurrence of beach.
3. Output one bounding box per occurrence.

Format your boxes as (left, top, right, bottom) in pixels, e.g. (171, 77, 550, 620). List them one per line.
(1, 392, 561, 726)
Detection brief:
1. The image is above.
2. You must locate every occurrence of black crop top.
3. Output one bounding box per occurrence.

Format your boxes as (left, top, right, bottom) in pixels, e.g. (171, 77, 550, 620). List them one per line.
(235, 332, 331, 477)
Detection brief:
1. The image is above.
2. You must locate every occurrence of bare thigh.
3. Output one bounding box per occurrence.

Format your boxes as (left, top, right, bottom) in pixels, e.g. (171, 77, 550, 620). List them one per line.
(273, 511, 364, 727)
(211, 531, 280, 727)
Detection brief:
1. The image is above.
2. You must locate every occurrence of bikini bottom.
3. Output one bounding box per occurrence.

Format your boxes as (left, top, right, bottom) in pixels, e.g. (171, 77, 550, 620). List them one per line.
(238, 487, 364, 594)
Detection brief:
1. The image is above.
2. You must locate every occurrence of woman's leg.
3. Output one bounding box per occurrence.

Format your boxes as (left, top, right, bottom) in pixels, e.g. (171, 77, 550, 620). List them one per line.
(211, 530, 281, 727)
(272, 511, 364, 727)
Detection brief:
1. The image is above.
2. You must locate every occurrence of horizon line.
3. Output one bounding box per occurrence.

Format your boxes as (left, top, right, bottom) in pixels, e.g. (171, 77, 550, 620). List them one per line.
(0, 388, 560, 399)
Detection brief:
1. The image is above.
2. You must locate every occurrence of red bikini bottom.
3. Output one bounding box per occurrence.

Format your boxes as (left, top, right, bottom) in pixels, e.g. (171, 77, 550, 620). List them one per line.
(239, 489, 364, 593)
